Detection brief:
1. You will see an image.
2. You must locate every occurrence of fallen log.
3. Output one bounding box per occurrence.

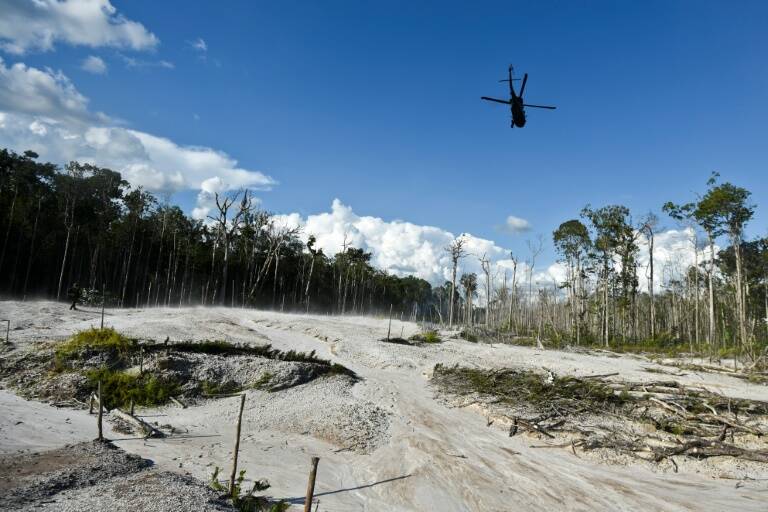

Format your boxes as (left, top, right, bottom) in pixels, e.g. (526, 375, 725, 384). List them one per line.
(170, 396, 187, 409)
(111, 408, 164, 438)
(653, 439, 768, 464)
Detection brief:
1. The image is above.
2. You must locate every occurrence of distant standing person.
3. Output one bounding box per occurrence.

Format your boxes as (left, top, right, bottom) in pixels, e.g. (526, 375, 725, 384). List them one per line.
(67, 282, 81, 311)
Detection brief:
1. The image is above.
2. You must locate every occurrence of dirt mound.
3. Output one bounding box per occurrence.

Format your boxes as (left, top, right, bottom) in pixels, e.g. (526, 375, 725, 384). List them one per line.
(0, 441, 149, 510)
(0, 332, 357, 410)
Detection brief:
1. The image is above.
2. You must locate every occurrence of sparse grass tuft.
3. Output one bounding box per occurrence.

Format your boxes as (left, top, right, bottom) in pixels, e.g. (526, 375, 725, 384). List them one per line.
(202, 380, 243, 396)
(251, 371, 274, 390)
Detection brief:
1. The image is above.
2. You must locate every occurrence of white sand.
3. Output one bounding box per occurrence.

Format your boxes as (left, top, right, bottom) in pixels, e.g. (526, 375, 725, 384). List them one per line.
(1, 300, 766, 511)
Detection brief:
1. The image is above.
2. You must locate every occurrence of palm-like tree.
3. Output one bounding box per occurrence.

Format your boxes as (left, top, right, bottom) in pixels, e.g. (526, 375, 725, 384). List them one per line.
(460, 272, 478, 326)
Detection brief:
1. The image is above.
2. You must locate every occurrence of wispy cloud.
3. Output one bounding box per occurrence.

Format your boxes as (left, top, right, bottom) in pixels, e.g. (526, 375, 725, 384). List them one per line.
(80, 55, 107, 75)
(498, 215, 532, 234)
(120, 55, 174, 70)
(189, 37, 208, 53)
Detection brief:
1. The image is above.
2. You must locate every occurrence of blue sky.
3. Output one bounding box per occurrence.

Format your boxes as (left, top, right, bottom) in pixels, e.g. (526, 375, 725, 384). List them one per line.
(1, 0, 766, 277)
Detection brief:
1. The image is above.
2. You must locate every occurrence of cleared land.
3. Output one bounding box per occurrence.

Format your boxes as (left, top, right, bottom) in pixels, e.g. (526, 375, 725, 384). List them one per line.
(1, 301, 767, 511)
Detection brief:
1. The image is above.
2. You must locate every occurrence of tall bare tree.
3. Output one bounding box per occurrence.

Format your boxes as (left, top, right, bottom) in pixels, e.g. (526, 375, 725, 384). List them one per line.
(446, 235, 467, 327)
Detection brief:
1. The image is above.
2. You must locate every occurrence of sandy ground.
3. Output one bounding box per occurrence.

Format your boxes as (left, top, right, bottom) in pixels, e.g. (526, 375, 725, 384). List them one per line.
(1, 300, 767, 511)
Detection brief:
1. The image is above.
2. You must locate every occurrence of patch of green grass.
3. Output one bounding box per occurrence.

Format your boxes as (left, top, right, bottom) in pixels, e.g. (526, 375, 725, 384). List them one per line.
(410, 330, 441, 344)
(86, 367, 178, 409)
(54, 328, 136, 371)
(458, 330, 478, 343)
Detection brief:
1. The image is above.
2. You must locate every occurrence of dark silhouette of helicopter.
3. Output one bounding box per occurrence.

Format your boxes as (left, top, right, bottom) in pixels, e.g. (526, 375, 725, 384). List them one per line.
(481, 66, 556, 128)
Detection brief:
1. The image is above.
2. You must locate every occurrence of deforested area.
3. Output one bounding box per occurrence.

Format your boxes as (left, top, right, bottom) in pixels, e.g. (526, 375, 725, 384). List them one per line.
(432, 365, 768, 472)
(1, 2, 768, 511)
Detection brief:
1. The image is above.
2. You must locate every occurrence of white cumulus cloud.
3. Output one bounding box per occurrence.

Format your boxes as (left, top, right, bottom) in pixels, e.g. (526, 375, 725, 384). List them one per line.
(80, 55, 107, 74)
(274, 199, 530, 291)
(0, 0, 158, 54)
(0, 59, 275, 209)
(0, 57, 102, 125)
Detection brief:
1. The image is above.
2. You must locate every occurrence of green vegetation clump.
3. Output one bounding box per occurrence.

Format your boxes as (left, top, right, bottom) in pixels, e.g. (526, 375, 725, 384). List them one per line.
(86, 367, 178, 410)
(56, 327, 135, 360)
(48, 331, 356, 406)
(210, 467, 287, 512)
(458, 330, 478, 343)
(409, 330, 442, 344)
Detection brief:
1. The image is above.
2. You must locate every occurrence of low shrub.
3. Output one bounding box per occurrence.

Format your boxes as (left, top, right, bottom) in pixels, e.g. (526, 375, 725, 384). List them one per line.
(210, 467, 287, 512)
(86, 367, 178, 409)
(55, 327, 135, 363)
(410, 330, 441, 344)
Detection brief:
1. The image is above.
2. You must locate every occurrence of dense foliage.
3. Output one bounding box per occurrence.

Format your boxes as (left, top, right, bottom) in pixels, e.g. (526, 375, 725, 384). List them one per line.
(0, 149, 435, 317)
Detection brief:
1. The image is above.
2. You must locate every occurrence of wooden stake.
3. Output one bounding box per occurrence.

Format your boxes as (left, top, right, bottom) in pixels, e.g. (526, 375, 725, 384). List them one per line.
(97, 380, 104, 441)
(229, 394, 246, 499)
(387, 304, 392, 341)
(89, 393, 94, 414)
(4, 319, 9, 344)
(130, 398, 135, 415)
(304, 457, 320, 512)
(100, 282, 105, 329)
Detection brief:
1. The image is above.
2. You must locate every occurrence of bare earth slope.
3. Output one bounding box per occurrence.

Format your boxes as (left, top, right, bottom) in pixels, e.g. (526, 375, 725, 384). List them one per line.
(1, 301, 766, 511)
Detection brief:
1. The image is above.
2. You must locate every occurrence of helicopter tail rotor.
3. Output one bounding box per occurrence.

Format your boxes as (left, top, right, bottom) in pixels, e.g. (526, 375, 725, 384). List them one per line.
(519, 73, 528, 97)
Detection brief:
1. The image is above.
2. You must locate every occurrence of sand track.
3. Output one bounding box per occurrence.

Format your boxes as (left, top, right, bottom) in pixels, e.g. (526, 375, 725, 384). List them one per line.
(1, 301, 767, 511)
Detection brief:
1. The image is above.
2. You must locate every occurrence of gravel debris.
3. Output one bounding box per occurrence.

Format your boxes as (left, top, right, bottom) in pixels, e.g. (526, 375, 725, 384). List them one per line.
(0, 441, 234, 512)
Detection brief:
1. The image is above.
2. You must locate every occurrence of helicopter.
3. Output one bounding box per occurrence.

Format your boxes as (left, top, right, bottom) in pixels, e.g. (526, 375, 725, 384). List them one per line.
(481, 66, 556, 128)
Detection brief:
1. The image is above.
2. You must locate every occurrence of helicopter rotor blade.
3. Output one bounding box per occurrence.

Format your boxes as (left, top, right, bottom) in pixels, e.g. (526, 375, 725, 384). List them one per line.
(519, 73, 528, 97)
(523, 103, 556, 109)
(481, 97, 511, 105)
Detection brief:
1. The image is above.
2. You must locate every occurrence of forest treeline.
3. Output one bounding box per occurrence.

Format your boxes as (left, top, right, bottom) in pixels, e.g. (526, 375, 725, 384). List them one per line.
(0, 148, 766, 357)
(0, 149, 432, 315)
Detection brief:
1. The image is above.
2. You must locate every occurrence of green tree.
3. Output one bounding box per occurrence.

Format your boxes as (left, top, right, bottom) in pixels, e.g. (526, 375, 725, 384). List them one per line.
(697, 177, 755, 350)
(553, 219, 591, 343)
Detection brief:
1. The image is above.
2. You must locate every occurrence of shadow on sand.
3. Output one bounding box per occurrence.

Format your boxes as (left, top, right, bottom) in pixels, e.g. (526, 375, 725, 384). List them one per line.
(281, 473, 412, 504)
